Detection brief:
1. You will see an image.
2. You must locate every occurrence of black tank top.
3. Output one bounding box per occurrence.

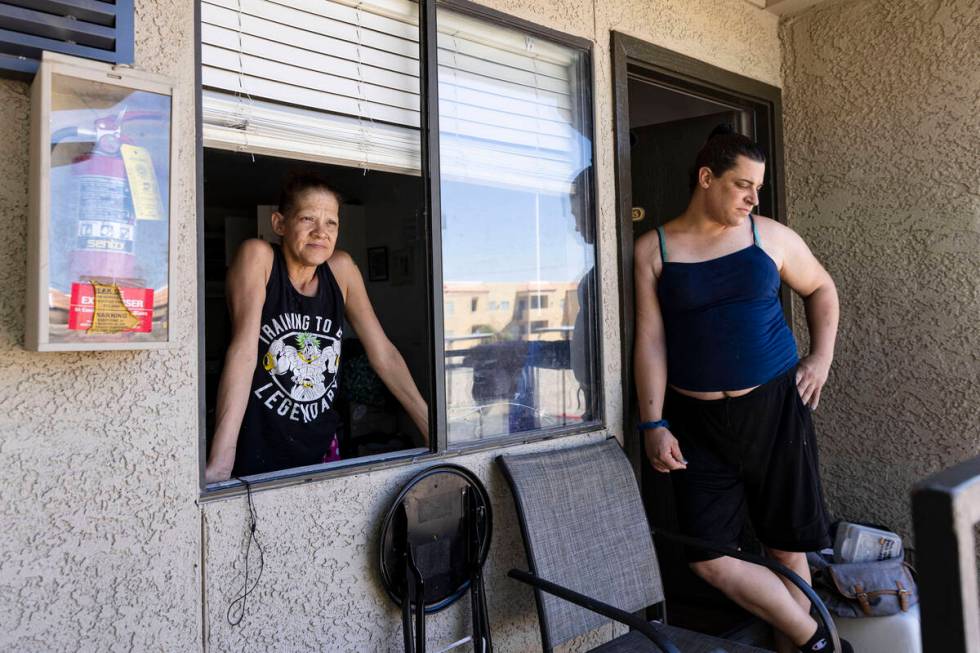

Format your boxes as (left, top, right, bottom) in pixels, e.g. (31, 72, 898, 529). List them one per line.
(233, 244, 345, 477)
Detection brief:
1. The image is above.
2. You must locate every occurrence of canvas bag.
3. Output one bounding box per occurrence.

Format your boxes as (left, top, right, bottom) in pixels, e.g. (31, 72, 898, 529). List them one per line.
(807, 550, 918, 618)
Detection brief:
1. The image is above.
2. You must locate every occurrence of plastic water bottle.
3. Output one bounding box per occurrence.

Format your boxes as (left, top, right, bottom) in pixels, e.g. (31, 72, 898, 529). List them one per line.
(834, 522, 903, 563)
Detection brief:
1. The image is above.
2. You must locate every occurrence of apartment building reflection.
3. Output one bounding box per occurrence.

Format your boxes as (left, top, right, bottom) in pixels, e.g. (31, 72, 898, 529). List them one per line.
(444, 281, 579, 346)
(443, 280, 591, 441)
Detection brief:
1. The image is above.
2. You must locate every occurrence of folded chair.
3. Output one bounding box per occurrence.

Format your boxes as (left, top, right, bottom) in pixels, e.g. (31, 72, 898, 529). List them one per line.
(497, 438, 840, 653)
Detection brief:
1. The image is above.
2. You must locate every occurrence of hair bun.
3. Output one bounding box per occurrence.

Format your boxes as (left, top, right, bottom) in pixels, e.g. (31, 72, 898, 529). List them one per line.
(708, 123, 737, 139)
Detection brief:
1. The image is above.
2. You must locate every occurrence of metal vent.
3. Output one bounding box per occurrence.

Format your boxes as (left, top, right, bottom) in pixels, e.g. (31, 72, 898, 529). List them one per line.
(0, 0, 133, 78)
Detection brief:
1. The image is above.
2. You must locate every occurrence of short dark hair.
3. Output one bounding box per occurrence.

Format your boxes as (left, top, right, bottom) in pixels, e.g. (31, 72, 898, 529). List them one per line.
(689, 124, 766, 192)
(277, 168, 343, 216)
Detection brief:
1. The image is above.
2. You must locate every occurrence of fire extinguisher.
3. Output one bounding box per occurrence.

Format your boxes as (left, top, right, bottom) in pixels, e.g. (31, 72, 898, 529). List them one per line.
(66, 109, 139, 282)
(52, 108, 162, 283)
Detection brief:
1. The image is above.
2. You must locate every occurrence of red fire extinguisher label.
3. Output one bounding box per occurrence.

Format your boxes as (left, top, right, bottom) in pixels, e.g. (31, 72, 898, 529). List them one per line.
(68, 283, 154, 333)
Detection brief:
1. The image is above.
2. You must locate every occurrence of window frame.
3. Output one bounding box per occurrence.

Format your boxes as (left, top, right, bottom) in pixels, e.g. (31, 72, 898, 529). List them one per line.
(197, 0, 604, 499)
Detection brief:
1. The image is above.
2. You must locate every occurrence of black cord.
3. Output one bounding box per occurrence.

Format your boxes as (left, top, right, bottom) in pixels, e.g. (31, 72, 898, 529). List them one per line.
(227, 478, 265, 626)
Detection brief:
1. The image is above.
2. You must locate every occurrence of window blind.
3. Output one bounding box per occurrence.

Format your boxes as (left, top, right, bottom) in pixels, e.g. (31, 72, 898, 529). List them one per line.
(436, 8, 584, 193)
(201, 0, 584, 189)
(201, 0, 421, 172)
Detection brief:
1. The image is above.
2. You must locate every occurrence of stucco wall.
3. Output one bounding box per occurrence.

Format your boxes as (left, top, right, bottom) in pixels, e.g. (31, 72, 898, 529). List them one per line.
(0, 2, 201, 652)
(782, 0, 980, 541)
(1, 0, 782, 651)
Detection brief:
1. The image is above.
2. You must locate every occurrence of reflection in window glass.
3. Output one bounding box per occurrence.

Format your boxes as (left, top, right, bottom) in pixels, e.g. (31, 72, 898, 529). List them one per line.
(438, 9, 597, 443)
(48, 74, 171, 345)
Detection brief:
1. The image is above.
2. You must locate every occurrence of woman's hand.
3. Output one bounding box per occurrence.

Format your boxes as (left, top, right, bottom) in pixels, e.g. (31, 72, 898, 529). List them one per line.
(413, 414, 430, 447)
(205, 440, 237, 483)
(204, 454, 234, 484)
(644, 427, 688, 473)
(333, 251, 430, 449)
(796, 353, 831, 410)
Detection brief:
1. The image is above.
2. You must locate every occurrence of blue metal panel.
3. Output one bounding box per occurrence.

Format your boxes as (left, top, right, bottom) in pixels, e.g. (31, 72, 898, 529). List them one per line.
(0, 4, 115, 49)
(4, 0, 117, 27)
(0, 50, 35, 79)
(0, 26, 116, 61)
(113, 0, 132, 64)
(0, 0, 133, 79)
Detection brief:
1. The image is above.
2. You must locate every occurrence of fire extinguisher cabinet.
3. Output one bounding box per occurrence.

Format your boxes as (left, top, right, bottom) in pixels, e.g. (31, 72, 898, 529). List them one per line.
(26, 52, 178, 351)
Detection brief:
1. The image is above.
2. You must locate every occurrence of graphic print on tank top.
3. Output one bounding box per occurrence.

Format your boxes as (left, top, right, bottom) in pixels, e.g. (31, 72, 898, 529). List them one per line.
(253, 311, 343, 424)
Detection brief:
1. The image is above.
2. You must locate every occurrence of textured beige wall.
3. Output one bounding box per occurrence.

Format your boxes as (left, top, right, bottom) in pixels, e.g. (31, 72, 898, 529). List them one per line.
(1, 0, 782, 650)
(782, 0, 980, 541)
(0, 1, 201, 651)
(598, 0, 782, 88)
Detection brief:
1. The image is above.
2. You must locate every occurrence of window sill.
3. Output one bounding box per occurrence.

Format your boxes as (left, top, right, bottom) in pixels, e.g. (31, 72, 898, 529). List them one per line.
(199, 420, 605, 501)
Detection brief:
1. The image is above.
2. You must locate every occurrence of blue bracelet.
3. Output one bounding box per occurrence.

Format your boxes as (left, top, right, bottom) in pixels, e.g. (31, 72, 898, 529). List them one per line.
(638, 419, 669, 431)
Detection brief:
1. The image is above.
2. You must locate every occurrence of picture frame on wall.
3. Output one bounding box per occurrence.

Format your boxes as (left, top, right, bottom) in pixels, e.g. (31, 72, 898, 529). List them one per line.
(367, 246, 388, 282)
(390, 247, 414, 286)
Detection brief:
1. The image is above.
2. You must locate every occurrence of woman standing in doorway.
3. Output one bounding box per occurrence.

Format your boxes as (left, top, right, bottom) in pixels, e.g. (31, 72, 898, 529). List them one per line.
(633, 126, 849, 653)
(205, 170, 428, 482)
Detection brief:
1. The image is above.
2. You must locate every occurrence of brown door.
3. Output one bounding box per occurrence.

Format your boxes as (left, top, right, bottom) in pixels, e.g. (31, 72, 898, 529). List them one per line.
(630, 111, 742, 238)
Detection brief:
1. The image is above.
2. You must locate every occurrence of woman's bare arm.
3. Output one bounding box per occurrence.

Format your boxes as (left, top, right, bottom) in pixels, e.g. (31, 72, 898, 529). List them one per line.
(330, 251, 429, 444)
(205, 239, 273, 483)
(759, 216, 839, 409)
(633, 233, 686, 473)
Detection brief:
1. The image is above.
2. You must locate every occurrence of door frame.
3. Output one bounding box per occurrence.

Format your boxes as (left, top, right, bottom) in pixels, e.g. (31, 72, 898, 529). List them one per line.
(611, 32, 789, 467)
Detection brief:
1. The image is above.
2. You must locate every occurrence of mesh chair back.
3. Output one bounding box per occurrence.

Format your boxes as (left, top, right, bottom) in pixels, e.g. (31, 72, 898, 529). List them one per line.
(499, 439, 664, 649)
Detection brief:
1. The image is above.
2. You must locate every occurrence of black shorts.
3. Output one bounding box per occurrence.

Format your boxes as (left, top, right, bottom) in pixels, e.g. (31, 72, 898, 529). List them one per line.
(664, 367, 832, 562)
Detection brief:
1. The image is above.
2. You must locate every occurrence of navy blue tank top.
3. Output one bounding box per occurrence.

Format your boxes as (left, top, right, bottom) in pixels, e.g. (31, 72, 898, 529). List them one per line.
(655, 216, 798, 392)
(233, 244, 345, 477)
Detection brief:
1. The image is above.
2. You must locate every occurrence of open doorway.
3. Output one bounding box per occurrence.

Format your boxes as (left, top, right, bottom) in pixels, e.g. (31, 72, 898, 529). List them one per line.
(612, 33, 788, 640)
(629, 77, 757, 638)
(628, 79, 748, 241)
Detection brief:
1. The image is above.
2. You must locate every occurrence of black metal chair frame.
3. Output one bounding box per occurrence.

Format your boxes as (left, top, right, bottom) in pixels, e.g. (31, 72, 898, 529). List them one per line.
(380, 464, 494, 653)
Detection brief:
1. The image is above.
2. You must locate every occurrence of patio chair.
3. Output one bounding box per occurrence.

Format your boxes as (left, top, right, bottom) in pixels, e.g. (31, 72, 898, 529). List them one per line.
(379, 464, 493, 653)
(497, 438, 840, 652)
